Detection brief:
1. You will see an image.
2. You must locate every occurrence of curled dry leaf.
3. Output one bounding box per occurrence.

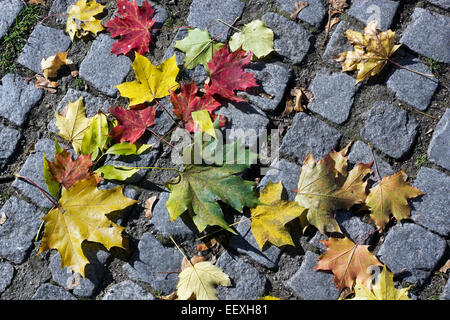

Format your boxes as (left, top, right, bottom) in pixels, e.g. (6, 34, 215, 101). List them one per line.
(290, 1, 308, 20)
(325, 17, 340, 34)
(196, 238, 218, 252)
(41, 51, 68, 79)
(439, 260, 450, 273)
(0, 212, 6, 225)
(144, 195, 157, 219)
(161, 291, 178, 300)
(181, 254, 208, 271)
(34, 75, 58, 93)
(29, 0, 46, 5)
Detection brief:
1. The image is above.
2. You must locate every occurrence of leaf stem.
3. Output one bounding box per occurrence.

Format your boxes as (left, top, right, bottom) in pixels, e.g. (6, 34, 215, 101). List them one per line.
(13, 173, 59, 207)
(114, 165, 182, 174)
(194, 216, 252, 241)
(388, 58, 435, 78)
(217, 18, 242, 32)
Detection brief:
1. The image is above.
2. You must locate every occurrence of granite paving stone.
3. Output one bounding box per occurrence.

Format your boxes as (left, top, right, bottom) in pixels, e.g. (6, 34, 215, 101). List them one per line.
(0, 125, 21, 170)
(0, 74, 43, 126)
(49, 249, 110, 298)
(427, 109, 450, 170)
(187, 0, 245, 43)
(308, 68, 359, 124)
(11, 139, 57, 208)
(102, 281, 155, 300)
(0, 0, 23, 39)
(378, 223, 447, 285)
(0, 197, 44, 264)
(323, 21, 359, 64)
(347, 140, 395, 180)
(79, 34, 132, 96)
(259, 158, 301, 201)
(150, 190, 198, 241)
(228, 218, 282, 270)
(242, 62, 292, 113)
(0, 262, 14, 294)
(360, 102, 418, 159)
(124, 232, 183, 294)
(427, 0, 450, 9)
(386, 54, 438, 111)
(280, 112, 342, 161)
(442, 280, 450, 300)
(262, 12, 312, 65)
(400, 8, 450, 63)
(286, 251, 339, 300)
(218, 102, 269, 149)
(275, 0, 327, 27)
(348, 0, 399, 30)
(17, 25, 71, 75)
(32, 283, 77, 300)
(48, 0, 77, 23)
(216, 251, 267, 300)
(411, 167, 450, 237)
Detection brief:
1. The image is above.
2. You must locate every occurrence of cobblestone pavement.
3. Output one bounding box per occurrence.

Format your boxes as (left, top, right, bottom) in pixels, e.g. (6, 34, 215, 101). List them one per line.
(0, 0, 449, 300)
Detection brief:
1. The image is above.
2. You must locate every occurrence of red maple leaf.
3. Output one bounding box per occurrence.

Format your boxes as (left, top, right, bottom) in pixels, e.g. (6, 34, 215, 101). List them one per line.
(205, 46, 259, 102)
(109, 105, 157, 144)
(105, 0, 156, 56)
(47, 150, 93, 190)
(170, 82, 224, 132)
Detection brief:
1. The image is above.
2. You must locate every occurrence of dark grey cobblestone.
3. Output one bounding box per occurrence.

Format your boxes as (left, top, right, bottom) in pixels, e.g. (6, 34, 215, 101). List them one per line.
(102, 280, 155, 300)
(17, 24, 71, 75)
(411, 167, 450, 237)
(280, 112, 341, 161)
(0, 262, 14, 294)
(378, 223, 446, 285)
(323, 21, 359, 64)
(360, 102, 418, 159)
(400, 8, 450, 63)
(0, 0, 23, 39)
(348, 0, 399, 31)
(79, 34, 132, 96)
(275, 0, 327, 27)
(286, 251, 339, 300)
(0, 197, 44, 264)
(216, 251, 267, 300)
(262, 12, 312, 65)
(259, 158, 300, 202)
(0, 125, 21, 170)
(187, 0, 245, 43)
(0, 73, 43, 126)
(442, 280, 450, 300)
(427, 0, 450, 10)
(386, 54, 438, 111)
(308, 68, 359, 124)
(32, 283, 77, 300)
(427, 109, 450, 171)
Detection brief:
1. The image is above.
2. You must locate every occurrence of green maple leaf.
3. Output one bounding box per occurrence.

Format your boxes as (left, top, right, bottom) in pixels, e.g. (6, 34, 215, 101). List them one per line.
(174, 28, 224, 70)
(229, 20, 274, 59)
(165, 164, 259, 233)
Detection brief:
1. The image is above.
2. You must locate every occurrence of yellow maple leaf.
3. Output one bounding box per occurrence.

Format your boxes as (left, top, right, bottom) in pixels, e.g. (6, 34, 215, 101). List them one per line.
(39, 176, 137, 277)
(335, 20, 401, 84)
(349, 265, 411, 300)
(55, 97, 92, 153)
(41, 51, 68, 79)
(250, 181, 307, 250)
(366, 171, 424, 230)
(66, 0, 105, 41)
(177, 261, 231, 300)
(116, 53, 179, 106)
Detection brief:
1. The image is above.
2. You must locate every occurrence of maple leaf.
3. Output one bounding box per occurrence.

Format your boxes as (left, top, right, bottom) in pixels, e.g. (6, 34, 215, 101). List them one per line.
(170, 82, 221, 132)
(229, 20, 274, 59)
(177, 261, 231, 300)
(55, 98, 92, 153)
(116, 53, 179, 106)
(81, 111, 109, 160)
(315, 236, 383, 290)
(166, 164, 259, 233)
(174, 28, 224, 70)
(109, 105, 156, 144)
(205, 46, 258, 102)
(250, 181, 307, 250)
(366, 171, 424, 230)
(66, 0, 105, 41)
(335, 20, 401, 84)
(105, 0, 156, 56)
(295, 152, 372, 234)
(46, 149, 93, 190)
(349, 265, 411, 300)
(41, 51, 68, 79)
(39, 175, 137, 277)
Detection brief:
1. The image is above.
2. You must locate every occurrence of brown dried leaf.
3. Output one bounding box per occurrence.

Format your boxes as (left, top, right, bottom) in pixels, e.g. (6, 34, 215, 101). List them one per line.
(326, 17, 340, 34)
(29, 0, 46, 4)
(282, 97, 294, 116)
(0, 212, 6, 225)
(161, 291, 178, 300)
(34, 74, 58, 93)
(330, 0, 348, 13)
(196, 238, 218, 252)
(41, 51, 68, 79)
(290, 1, 308, 20)
(181, 255, 208, 271)
(439, 260, 450, 273)
(259, 92, 274, 99)
(144, 195, 157, 219)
